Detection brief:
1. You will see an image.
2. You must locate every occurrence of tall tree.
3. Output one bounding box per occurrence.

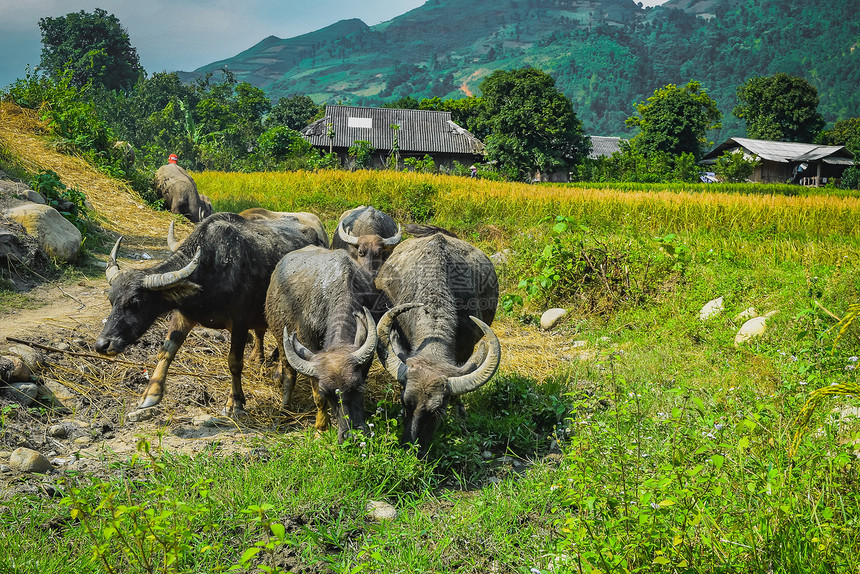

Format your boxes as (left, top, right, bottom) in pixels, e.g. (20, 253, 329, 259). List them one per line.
(820, 117, 860, 156)
(478, 68, 589, 181)
(626, 81, 721, 160)
(733, 73, 825, 142)
(265, 95, 321, 130)
(39, 8, 143, 91)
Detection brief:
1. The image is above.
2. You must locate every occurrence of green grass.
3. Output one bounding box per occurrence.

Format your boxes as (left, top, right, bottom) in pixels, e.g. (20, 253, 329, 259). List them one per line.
(4, 172, 860, 572)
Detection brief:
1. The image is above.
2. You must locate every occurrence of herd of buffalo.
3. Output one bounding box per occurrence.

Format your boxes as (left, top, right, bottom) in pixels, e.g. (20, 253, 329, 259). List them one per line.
(93, 205, 501, 456)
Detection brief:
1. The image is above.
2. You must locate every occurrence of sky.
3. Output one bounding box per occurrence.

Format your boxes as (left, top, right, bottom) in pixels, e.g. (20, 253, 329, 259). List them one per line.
(0, 0, 667, 90)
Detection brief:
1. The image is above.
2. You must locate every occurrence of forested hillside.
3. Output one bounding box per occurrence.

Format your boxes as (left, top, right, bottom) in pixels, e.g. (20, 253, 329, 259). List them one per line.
(179, 0, 859, 140)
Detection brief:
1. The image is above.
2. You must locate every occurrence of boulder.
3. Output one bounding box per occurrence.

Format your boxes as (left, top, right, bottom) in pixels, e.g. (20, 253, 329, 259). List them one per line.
(6, 344, 42, 371)
(366, 500, 398, 521)
(699, 296, 724, 321)
(8, 382, 39, 406)
(734, 307, 757, 322)
(541, 308, 568, 330)
(734, 311, 778, 346)
(4, 203, 82, 262)
(9, 447, 52, 473)
(0, 217, 42, 269)
(0, 355, 32, 382)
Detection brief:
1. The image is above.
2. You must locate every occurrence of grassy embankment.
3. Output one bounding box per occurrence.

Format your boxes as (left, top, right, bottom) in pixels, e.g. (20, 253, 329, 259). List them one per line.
(4, 169, 860, 573)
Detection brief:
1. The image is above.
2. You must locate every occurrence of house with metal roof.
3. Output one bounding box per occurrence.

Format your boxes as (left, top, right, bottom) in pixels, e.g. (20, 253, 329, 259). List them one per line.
(588, 136, 627, 159)
(700, 137, 855, 186)
(301, 105, 485, 170)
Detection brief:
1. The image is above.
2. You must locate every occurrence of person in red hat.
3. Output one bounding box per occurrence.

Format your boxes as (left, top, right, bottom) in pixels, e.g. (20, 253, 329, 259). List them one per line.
(168, 153, 178, 164)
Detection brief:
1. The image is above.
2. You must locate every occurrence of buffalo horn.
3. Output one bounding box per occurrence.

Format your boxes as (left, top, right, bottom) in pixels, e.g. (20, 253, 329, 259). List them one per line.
(377, 302, 423, 384)
(105, 236, 123, 285)
(142, 247, 201, 290)
(350, 307, 378, 366)
(336, 220, 360, 246)
(446, 316, 501, 397)
(166, 221, 181, 252)
(282, 329, 318, 378)
(382, 224, 402, 246)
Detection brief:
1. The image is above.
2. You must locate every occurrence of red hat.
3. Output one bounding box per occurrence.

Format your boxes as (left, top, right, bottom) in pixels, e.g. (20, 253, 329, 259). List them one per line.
(168, 154, 178, 164)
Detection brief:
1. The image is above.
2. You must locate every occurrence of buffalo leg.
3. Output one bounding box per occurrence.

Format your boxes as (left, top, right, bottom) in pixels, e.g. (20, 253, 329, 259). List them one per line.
(281, 363, 297, 409)
(139, 312, 195, 409)
(224, 328, 249, 416)
(248, 328, 267, 364)
(309, 379, 330, 432)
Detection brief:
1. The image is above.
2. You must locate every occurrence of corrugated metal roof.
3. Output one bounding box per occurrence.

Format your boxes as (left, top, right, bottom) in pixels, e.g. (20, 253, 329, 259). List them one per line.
(301, 105, 485, 155)
(702, 137, 854, 163)
(588, 136, 627, 159)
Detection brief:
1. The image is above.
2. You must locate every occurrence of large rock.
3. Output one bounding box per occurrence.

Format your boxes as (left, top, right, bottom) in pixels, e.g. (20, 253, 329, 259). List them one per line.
(541, 308, 568, 331)
(4, 203, 82, 262)
(9, 447, 52, 473)
(0, 217, 42, 268)
(699, 296, 724, 321)
(734, 310, 778, 346)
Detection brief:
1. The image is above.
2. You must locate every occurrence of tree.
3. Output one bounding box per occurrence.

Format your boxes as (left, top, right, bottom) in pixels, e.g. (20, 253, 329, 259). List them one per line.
(39, 9, 143, 91)
(265, 95, 321, 130)
(625, 81, 721, 160)
(713, 150, 760, 183)
(478, 68, 589, 181)
(733, 73, 825, 142)
(820, 117, 860, 156)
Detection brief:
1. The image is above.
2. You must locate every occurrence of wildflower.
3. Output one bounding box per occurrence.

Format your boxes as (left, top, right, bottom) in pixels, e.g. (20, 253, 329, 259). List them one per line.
(550, 485, 559, 491)
(714, 423, 724, 431)
(650, 502, 660, 510)
(359, 441, 367, 448)
(531, 569, 542, 574)
(798, 381, 807, 385)
(849, 356, 859, 363)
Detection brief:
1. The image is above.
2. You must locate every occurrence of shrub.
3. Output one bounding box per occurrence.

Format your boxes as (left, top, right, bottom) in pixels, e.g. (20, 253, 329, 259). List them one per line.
(714, 149, 760, 183)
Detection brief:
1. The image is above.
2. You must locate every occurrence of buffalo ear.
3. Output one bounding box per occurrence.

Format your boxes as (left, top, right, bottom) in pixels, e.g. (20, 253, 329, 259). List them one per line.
(160, 282, 202, 303)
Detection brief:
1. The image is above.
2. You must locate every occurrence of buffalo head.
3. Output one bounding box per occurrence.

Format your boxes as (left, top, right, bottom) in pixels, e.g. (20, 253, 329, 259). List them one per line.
(282, 307, 378, 442)
(336, 220, 401, 276)
(376, 303, 501, 457)
(95, 237, 202, 356)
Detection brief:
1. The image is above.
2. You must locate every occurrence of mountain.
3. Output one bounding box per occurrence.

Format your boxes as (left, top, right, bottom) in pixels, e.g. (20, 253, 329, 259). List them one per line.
(179, 0, 859, 139)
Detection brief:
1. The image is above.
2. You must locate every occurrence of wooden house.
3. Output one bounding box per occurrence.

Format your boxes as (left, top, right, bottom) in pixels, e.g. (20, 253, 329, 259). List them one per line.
(301, 105, 485, 170)
(700, 137, 855, 186)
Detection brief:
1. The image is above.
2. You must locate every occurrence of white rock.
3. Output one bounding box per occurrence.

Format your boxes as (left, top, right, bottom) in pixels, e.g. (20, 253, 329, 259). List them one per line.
(540, 308, 567, 330)
(4, 203, 82, 262)
(734, 311, 777, 346)
(127, 408, 156, 423)
(699, 296, 724, 320)
(9, 447, 52, 473)
(734, 307, 757, 322)
(6, 344, 43, 370)
(366, 500, 398, 521)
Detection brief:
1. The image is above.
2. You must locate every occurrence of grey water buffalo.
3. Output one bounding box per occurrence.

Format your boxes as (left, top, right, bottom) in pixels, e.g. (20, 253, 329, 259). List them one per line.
(154, 163, 213, 223)
(240, 207, 329, 248)
(95, 212, 315, 415)
(374, 232, 501, 456)
(331, 206, 401, 275)
(166, 208, 328, 252)
(265, 246, 389, 442)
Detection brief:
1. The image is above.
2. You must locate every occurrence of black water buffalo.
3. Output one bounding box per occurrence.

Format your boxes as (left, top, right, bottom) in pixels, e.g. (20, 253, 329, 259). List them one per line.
(374, 232, 501, 456)
(95, 212, 316, 415)
(265, 246, 388, 442)
(331, 206, 401, 276)
(154, 163, 213, 223)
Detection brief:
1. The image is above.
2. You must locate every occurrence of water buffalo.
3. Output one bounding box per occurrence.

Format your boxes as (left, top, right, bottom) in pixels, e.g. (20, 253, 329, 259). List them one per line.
(95, 212, 316, 415)
(240, 207, 329, 248)
(374, 232, 501, 456)
(154, 163, 213, 223)
(265, 246, 388, 442)
(331, 206, 401, 276)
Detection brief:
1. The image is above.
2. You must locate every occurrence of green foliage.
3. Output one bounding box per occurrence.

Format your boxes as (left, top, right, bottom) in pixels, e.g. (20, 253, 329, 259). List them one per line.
(402, 154, 436, 174)
(713, 150, 761, 183)
(575, 144, 703, 184)
(841, 165, 860, 190)
(348, 140, 375, 170)
(626, 81, 721, 160)
(265, 94, 322, 130)
(478, 68, 589, 181)
(400, 182, 437, 222)
(820, 117, 860, 156)
(734, 73, 826, 142)
(31, 169, 94, 240)
(38, 8, 143, 91)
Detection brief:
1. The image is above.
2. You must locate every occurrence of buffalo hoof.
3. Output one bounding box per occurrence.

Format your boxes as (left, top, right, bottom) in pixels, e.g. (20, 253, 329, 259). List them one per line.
(222, 405, 249, 420)
(138, 395, 162, 409)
